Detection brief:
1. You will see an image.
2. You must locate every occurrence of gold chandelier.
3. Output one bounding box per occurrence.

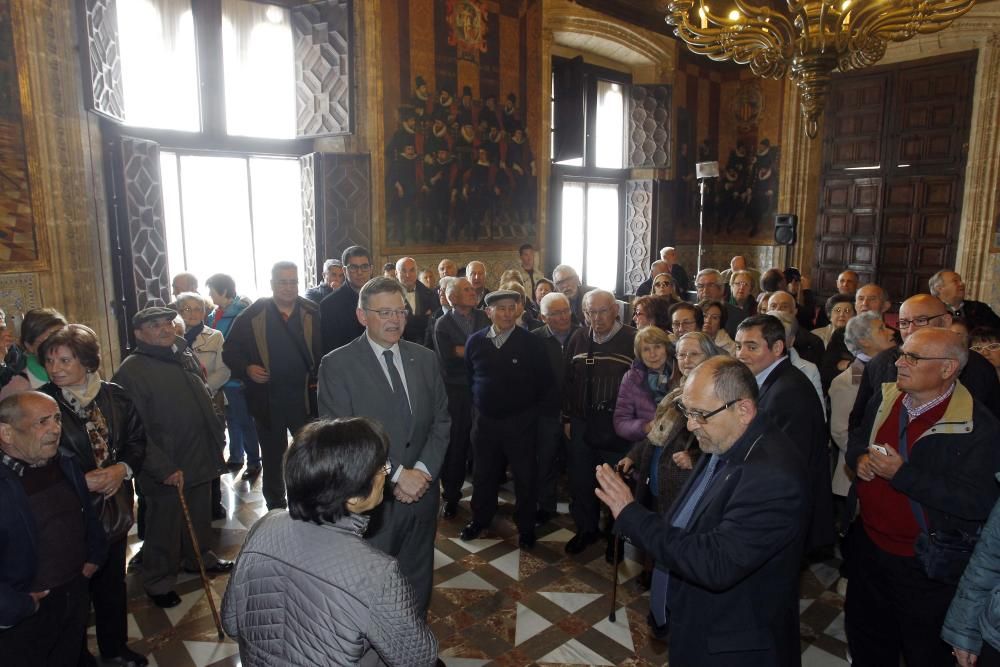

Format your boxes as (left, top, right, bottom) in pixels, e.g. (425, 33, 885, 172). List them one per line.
(665, 0, 976, 138)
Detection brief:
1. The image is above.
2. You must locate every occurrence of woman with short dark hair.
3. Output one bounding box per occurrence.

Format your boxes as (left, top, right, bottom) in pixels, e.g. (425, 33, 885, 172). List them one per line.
(0, 308, 68, 399)
(37, 324, 149, 666)
(222, 417, 439, 667)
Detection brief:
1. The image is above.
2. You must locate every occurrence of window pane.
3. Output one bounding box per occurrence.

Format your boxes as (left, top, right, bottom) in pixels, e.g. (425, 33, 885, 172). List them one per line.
(118, 0, 199, 131)
(177, 156, 258, 298)
(222, 0, 296, 139)
(159, 152, 185, 279)
(248, 157, 304, 293)
(585, 183, 619, 291)
(560, 182, 585, 276)
(595, 80, 624, 169)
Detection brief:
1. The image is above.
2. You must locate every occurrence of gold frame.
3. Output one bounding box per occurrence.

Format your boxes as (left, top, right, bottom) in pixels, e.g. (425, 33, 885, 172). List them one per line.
(1, 0, 50, 273)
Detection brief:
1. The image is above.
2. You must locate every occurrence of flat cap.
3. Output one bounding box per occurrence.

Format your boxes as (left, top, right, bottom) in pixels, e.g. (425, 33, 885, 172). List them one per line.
(484, 289, 522, 306)
(132, 306, 178, 328)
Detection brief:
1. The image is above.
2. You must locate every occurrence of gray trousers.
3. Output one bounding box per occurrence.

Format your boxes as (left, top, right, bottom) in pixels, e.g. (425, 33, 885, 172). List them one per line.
(142, 482, 222, 595)
(367, 488, 439, 616)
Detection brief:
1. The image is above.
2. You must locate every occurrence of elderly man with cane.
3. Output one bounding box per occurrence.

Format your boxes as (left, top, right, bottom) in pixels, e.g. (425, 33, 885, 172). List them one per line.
(113, 307, 233, 609)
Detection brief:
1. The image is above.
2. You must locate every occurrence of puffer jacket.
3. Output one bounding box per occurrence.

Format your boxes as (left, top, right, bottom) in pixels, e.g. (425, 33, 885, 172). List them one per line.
(222, 511, 438, 667)
(613, 359, 666, 443)
(942, 473, 1000, 656)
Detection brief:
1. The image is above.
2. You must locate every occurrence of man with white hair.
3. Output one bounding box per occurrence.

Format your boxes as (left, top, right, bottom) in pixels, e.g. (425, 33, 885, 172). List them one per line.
(766, 290, 826, 367)
(659, 246, 690, 295)
(465, 260, 489, 309)
(396, 257, 436, 347)
(695, 268, 743, 338)
(551, 264, 594, 325)
(533, 292, 579, 523)
(433, 277, 489, 518)
(928, 269, 1000, 331)
(562, 289, 637, 554)
(845, 327, 1000, 665)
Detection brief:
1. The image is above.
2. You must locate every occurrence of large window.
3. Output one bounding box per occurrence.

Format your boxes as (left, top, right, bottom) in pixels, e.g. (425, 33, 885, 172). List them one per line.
(550, 59, 629, 293)
(160, 153, 303, 299)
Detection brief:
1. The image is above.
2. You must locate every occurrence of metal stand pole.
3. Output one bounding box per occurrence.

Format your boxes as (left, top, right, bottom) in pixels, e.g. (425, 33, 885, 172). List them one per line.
(697, 178, 707, 276)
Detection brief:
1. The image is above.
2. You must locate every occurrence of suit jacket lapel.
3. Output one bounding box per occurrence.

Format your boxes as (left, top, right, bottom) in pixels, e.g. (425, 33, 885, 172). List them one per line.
(399, 342, 418, 441)
(355, 335, 395, 396)
(758, 357, 790, 399)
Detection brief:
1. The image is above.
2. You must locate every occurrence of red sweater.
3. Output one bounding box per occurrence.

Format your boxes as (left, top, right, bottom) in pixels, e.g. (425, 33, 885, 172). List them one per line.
(857, 394, 950, 556)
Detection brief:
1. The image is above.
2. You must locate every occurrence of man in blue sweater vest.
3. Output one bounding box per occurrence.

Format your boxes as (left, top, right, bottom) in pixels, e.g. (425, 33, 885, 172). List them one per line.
(461, 290, 553, 549)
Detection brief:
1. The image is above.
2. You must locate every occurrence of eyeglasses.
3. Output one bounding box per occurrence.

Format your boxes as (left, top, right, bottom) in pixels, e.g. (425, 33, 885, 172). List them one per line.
(366, 308, 408, 320)
(972, 343, 1000, 353)
(695, 282, 719, 291)
(673, 319, 697, 328)
(675, 399, 739, 424)
(732, 281, 751, 289)
(179, 306, 204, 313)
(897, 313, 947, 329)
(653, 280, 673, 287)
(584, 308, 613, 318)
(555, 277, 578, 288)
(346, 263, 372, 273)
(897, 351, 956, 366)
(676, 352, 706, 361)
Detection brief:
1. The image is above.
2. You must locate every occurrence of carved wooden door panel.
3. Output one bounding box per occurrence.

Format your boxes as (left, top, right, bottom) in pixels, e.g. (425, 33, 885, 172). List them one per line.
(814, 53, 975, 303)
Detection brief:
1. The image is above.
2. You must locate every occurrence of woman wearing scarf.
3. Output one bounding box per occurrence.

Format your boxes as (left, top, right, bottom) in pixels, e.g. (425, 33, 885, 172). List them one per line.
(0, 308, 67, 400)
(38, 324, 149, 667)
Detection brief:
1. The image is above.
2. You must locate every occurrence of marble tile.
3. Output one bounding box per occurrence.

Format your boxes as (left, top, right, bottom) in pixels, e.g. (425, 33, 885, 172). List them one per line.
(182, 640, 240, 664)
(539, 528, 576, 543)
(437, 571, 498, 591)
(824, 611, 847, 643)
(810, 561, 841, 588)
(434, 548, 455, 570)
(801, 644, 850, 667)
(515, 602, 552, 646)
(537, 638, 616, 666)
(448, 537, 501, 553)
(540, 591, 602, 614)
(490, 549, 522, 580)
(438, 659, 489, 667)
(593, 607, 635, 652)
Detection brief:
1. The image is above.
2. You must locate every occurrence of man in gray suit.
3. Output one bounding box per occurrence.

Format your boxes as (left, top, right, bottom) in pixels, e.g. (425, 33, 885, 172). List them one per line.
(317, 276, 451, 615)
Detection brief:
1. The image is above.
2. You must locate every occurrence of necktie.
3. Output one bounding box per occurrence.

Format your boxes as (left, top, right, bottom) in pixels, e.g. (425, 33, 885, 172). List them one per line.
(650, 454, 720, 626)
(383, 350, 412, 432)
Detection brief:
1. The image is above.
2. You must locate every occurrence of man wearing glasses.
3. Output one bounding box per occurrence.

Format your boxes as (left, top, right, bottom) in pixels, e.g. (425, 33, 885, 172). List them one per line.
(320, 245, 374, 355)
(844, 327, 1000, 665)
(633, 260, 671, 297)
(847, 294, 1000, 441)
(223, 261, 322, 511)
(735, 314, 833, 552)
(317, 277, 450, 616)
(594, 356, 807, 666)
(551, 264, 594, 326)
(694, 269, 742, 338)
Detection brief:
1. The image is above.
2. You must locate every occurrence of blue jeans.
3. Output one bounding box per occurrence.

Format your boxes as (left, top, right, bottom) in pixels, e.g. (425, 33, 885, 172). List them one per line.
(223, 384, 260, 466)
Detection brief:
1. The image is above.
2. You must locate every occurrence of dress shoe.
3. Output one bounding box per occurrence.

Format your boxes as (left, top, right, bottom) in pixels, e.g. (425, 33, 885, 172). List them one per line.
(534, 509, 553, 525)
(148, 590, 182, 608)
(225, 460, 244, 474)
(564, 531, 599, 554)
(126, 550, 143, 573)
(185, 559, 235, 575)
(442, 500, 458, 519)
(241, 465, 262, 481)
(460, 520, 485, 541)
(646, 611, 669, 640)
(518, 531, 536, 550)
(100, 647, 148, 667)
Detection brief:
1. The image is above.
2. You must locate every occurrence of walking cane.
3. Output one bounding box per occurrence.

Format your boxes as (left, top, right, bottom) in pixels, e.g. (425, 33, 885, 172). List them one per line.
(609, 532, 621, 622)
(177, 485, 225, 640)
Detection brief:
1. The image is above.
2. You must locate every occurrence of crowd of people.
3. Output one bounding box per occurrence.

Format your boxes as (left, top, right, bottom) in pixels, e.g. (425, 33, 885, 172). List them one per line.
(2, 243, 1000, 666)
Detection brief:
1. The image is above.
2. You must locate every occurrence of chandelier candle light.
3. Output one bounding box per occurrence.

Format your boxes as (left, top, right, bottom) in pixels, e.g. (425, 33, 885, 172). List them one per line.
(665, 0, 976, 138)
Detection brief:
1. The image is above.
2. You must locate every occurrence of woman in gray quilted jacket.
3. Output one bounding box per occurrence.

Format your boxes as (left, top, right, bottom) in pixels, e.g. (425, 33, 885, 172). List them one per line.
(222, 417, 439, 666)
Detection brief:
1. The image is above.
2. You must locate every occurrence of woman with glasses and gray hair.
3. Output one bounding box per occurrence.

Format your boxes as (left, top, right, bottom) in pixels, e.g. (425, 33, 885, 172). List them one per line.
(222, 417, 439, 667)
(615, 331, 726, 636)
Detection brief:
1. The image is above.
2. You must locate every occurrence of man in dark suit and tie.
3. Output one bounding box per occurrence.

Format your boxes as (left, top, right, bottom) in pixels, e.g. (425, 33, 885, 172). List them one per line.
(596, 356, 807, 667)
(317, 277, 451, 615)
(396, 257, 437, 347)
(735, 314, 834, 553)
(319, 245, 373, 355)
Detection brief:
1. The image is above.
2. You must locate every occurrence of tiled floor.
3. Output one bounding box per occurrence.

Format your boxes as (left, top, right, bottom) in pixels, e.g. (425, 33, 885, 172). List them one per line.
(93, 472, 850, 666)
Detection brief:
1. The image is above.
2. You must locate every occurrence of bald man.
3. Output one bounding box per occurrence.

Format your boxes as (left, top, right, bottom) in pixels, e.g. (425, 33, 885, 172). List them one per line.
(845, 327, 1000, 666)
(847, 294, 1000, 446)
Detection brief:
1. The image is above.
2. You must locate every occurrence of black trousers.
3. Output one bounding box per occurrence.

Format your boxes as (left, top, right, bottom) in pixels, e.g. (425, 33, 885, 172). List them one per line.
(0, 575, 89, 667)
(470, 408, 538, 534)
(845, 525, 956, 667)
(982, 642, 1000, 667)
(88, 537, 129, 658)
(440, 384, 473, 504)
(567, 417, 624, 534)
(254, 393, 308, 509)
(535, 413, 564, 513)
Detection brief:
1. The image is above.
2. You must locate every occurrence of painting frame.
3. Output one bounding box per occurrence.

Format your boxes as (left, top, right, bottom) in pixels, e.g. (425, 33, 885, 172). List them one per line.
(0, 0, 50, 274)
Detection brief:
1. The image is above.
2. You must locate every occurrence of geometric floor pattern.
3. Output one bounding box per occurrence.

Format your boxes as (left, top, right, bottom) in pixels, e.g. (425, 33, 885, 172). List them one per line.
(91, 473, 850, 666)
